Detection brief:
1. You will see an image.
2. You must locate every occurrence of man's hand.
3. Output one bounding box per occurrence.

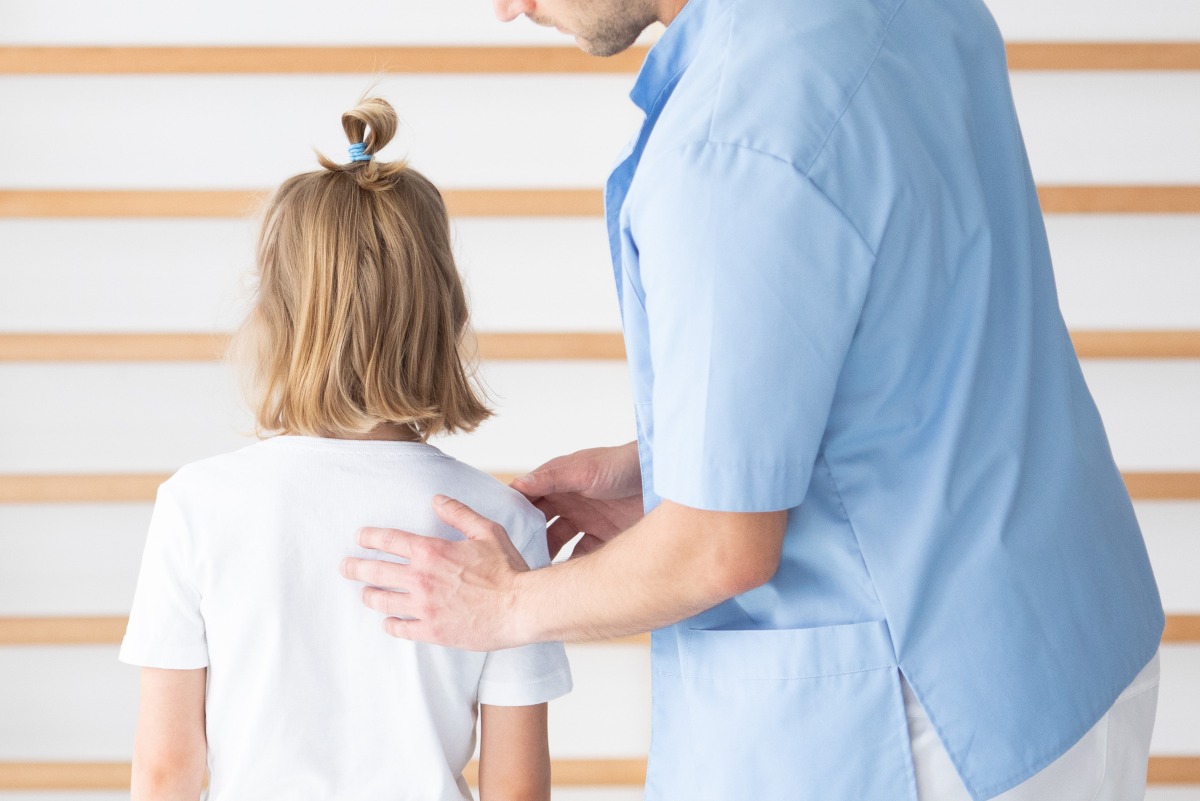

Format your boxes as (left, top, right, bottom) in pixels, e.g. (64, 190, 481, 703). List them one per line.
(339, 495, 533, 651)
(510, 441, 645, 559)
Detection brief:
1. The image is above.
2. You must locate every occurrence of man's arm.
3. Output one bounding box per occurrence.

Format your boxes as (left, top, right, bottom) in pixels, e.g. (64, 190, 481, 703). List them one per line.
(477, 703, 551, 801)
(130, 667, 207, 801)
(341, 495, 787, 649)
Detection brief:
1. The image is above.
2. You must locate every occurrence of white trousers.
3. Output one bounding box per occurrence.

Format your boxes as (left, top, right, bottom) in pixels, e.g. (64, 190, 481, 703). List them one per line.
(904, 651, 1161, 801)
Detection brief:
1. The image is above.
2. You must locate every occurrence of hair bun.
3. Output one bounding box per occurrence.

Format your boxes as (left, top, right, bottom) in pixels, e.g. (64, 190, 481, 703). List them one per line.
(341, 97, 398, 159)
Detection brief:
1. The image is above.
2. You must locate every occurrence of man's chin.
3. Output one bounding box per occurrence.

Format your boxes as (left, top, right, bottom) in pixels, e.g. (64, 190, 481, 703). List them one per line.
(573, 35, 635, 58)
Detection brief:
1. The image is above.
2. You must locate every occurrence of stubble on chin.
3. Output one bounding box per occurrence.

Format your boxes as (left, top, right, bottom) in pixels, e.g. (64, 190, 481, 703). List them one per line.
(531, 3, 653, 57)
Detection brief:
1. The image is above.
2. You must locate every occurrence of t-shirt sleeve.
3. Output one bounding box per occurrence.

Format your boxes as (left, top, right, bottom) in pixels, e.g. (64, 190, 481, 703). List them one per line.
(628, 142, 876, 512)
(478, 516, 572, 706)
(118, 483, 209, 669)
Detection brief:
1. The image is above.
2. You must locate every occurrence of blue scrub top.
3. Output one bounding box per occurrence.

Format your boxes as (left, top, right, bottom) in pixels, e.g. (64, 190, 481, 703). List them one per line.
(605, 0, 1165, 798)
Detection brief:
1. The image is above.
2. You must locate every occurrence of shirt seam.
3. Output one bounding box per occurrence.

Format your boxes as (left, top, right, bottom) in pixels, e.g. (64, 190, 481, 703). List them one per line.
(632, 139, 878, 261)
(800, 0, 911, 176)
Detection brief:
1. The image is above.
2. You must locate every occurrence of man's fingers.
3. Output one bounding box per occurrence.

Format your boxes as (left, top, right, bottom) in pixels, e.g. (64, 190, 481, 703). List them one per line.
(432, 495, 507, 542)
(546, 515, 581, 557)
(383, 616, 432, 642)
(340, 556, 407, 588)
(361, 586, 417, 618)
(571, 532, 607, 557)
(510, 459, 582, 499)
(356, 526, 419, 558)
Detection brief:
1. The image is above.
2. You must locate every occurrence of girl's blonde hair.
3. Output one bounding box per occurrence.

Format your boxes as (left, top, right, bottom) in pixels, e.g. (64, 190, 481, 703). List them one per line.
(232, 97, 490, 440)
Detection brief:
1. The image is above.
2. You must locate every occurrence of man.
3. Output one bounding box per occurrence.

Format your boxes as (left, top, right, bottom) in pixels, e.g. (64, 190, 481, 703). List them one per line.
(340, 0, 1165, 798)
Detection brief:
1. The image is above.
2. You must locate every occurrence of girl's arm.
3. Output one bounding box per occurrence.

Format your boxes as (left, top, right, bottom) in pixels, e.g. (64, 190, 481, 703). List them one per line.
(131, 667, 208, 801)
(477, 703, 551, 801)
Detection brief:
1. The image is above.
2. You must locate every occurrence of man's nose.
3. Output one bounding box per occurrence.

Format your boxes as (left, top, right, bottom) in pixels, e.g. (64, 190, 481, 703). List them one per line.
(493, 0, 533, 22)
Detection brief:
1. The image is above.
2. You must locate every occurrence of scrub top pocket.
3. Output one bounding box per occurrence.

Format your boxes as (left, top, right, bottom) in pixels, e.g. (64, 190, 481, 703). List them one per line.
(646, 620, 917, 801)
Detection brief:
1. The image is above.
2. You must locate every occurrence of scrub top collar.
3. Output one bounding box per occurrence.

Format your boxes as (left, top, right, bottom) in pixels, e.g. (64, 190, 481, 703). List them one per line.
(629, 0, 723, 113)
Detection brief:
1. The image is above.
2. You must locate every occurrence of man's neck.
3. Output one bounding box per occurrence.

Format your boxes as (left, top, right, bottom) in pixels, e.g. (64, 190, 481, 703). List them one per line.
(658, 0, 689, 27)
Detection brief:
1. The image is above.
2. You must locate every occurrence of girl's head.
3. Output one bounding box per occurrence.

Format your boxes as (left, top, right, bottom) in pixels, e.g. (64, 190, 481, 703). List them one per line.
(235, 97, 490, 441)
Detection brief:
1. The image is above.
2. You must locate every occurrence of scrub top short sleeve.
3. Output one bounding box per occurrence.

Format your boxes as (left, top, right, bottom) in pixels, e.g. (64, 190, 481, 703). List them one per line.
(628, 142, 876, 512)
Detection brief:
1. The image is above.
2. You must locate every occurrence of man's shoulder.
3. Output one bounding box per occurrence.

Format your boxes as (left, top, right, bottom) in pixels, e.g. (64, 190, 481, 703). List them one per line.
(649, 0, 902, 172)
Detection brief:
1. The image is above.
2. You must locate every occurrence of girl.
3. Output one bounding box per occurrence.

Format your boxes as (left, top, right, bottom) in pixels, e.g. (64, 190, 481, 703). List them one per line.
(119, 97, 571, 801)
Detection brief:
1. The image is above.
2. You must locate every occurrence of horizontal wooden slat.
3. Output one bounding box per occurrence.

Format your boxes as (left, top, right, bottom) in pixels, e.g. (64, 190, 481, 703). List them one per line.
(0, 757, 1194, 789)
(2, 472, 1197, 504)
(1, 44, 1199, 75)
(0, 615, 1193, 646)
(0, 189, 603, 218)
(0, 616, 651, 646)
(1149, 756, 1200, 785)
(1163, 614, 1200, 644)
(2, 331, 1198, 363)
(0, 46, 651, 75)
(0, 762, 130, 791)
(0, 332, 628, 362)
(0, 617, 128, 645)
(1038, 185, 1200, 214)
(1071, 331, 1200, 359)
(0, 758, 645, 790)
(1, 187, 1197, 218)
(1005, 42, 1200, 71)
(0, 473, 169, 503)
(1123, 472, 1200, 501)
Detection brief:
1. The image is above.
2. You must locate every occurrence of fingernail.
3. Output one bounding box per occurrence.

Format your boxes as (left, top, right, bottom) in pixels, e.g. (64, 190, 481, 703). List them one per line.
(433, 494, 450, 505)
(339, 557, 351, 576)
(513, 474, 534, 486)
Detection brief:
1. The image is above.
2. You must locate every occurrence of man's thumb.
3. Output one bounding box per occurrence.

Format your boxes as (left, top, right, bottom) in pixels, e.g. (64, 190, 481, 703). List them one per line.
(433, 495, 503, 542)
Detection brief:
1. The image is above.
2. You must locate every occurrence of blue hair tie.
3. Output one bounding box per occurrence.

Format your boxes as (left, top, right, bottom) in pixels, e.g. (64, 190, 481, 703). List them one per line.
(348, 142, 371, 162)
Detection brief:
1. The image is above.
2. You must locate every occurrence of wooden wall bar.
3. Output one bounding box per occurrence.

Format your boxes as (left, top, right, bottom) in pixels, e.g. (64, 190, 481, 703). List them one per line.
(0, 616, 652, 647)
(2, 44, 1200, 74)
(2, 187, 1199, 217)
(0, 756, 1195, 789)
(2, 471, 1196, 504)
(1, 615, 1195, 646)
(1, 331, 1199, 363)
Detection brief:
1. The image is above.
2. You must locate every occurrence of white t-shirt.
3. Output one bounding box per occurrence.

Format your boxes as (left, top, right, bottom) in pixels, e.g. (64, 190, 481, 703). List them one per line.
(119, 435, 572, 801)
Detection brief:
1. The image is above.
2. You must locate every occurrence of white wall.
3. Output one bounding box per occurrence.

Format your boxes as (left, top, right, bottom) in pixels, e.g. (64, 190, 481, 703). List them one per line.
(0, 0, 1198, 799)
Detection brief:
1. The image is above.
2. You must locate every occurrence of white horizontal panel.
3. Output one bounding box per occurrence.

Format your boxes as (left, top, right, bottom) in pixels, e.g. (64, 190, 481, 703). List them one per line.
(0, 361, 1195, 472)
(0, 220, 256, 333)
(8, 215, 1199, 335)
(0, 363, 255, 473)
(1049, 216, 1200, 330)
(0, 76, 639, 190)
(552, 644, 650, 758)
(4, 0, 1200, 46)
(1011, 73, 1200, 184)
(0, 504, 150, 616)
(0, 218, 621, 333)
(1, 500, 1194, 619)
(0, 644, 648, 761)
(457, 219, 620, 332)
(4, 74, 1200, 190)
(987, 0, 1200, 41)
(0, 646, 137, 760)
(0, 645, 1194, 760)
(551, 792, 645, 801)
(0, 0, 664, 46)
(0, 362, 635, 473)
(1080, 361, 1200, 470)
(1148, 791, 1200, 801)
(1138, 503, 1200, 614)
(1153, 645, 1200, 754)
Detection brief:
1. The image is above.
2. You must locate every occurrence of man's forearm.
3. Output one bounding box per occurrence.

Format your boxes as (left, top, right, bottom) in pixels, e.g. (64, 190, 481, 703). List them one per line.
(511, 502, 787, 643)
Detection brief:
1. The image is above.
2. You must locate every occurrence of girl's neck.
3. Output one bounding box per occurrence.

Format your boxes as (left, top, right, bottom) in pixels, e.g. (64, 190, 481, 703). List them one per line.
(336, 422, 422, 442)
